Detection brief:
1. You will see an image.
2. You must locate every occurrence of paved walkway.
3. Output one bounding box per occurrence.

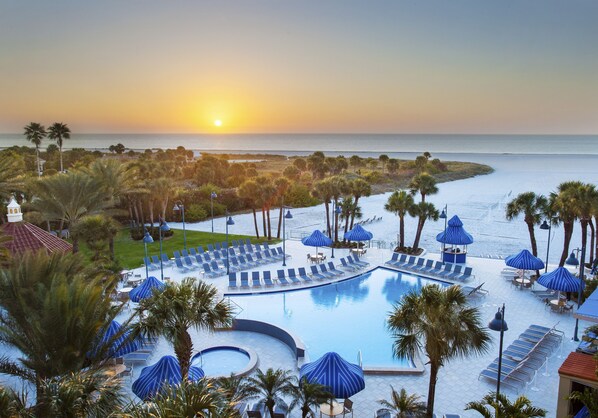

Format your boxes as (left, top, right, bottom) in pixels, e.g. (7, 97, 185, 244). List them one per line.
(122, 240, 586, 417)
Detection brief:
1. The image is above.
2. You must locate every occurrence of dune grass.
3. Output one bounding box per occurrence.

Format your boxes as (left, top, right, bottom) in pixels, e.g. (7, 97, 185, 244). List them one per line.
(79, 228, 276, 270)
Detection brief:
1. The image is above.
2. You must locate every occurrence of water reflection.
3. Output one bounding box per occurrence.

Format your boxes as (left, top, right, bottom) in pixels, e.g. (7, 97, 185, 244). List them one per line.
(381, 272, 423, 304)
(310, 273, 370, 308)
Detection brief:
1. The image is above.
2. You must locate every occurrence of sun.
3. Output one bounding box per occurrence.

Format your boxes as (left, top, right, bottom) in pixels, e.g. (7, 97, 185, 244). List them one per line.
(214, 119, 222, 127)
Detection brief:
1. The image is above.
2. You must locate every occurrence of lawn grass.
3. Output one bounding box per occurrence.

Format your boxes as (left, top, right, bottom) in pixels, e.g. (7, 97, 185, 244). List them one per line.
(79, 228, 277, 270)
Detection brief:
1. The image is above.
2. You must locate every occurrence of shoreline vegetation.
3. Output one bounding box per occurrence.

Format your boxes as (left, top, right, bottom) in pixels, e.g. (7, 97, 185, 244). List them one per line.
(0, 136, 492, 271)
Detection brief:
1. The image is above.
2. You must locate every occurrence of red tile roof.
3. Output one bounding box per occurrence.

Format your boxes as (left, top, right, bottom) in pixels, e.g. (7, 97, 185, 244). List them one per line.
(2, 222, 72, 254)
(559, 352, 598, 383)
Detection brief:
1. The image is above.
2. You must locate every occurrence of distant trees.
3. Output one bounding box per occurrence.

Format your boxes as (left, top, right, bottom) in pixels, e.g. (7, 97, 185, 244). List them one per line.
(108, 143, 126, 154)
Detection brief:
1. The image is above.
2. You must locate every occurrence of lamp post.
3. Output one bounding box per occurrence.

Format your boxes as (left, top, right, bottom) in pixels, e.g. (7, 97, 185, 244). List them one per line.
(566, 247, 586, 341)
(158, 217, 170, 281)
(225, 212, 234, 274)
(143, 229, 154, 279)
(210, 191, 217, 234)
(331, 202, 341, 259)
(488, 304, 508, 399)
(439, 205, 447, 263)
(539, 217, 558, 273)
(173, 201, 187, 251)
(282, 207, 293, 266)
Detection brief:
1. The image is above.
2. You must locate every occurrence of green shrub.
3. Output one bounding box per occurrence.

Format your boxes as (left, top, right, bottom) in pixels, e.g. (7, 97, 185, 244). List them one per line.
(184, 204, 208, 222)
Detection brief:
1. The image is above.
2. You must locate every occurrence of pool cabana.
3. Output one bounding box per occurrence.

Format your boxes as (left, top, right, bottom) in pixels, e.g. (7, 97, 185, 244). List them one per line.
(435, 215, 473, 264)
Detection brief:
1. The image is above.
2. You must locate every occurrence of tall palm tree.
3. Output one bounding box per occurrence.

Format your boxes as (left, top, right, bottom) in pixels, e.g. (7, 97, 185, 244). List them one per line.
(409, 173, 438, 203)
(288, 377, 333, 418)
(47, 122, 70, 173)
(238, 180, 261, 238)
(349, 179, 371, 229)
(385, 190, 415, 250)
(0, 251, 123, 399)
(71, 214, 120, 260)
(274, 177, 291, 239)
(551, 181, 583, 266)
(23, 122, 46, 177)
(27, 171, 114, 252)
(465, 392, 546, 417)
(377, 386, 427, 418)
(505, 192, 548, 257)
(247, 368, 294, 418)
(577, 183, 598, 265)
(388, 285, 490, 417)
(312, 179, 335, 237)
(329, 176, 349, 242)
(135, 278, 233, 379)
(410, 202, 439, 251)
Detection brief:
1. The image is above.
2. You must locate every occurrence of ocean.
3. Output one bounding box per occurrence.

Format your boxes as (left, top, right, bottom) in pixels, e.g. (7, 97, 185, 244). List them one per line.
(1, 133, 597, 156)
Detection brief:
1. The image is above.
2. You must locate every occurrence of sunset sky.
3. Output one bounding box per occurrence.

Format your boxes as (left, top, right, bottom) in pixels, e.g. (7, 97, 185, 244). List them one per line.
(1, 1, 597, 134)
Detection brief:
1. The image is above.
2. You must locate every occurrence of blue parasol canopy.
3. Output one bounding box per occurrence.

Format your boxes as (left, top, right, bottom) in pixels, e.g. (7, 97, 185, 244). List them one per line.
(299, 352, 365, 398)
(574, 287, 598, 323)
(344, 224, 373, 242)
(132, 355, 204, 401)
(436, 215, 474, 245)
(505, 249, 545, 270)
(96, 320, 139, 358)
(129, 276, 166, 302)
(537, 267, 584, 293)
(302, 230, 333, 248)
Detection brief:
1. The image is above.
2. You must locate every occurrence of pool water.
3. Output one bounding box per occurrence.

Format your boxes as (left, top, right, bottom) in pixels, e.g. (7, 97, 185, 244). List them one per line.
(231, 267, 448, 369)
(191, 347, 251, 377)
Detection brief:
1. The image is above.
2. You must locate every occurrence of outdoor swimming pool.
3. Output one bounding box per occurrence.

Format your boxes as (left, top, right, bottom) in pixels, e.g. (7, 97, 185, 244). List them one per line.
(191, 346, 255, 377)
(231, 267, 449, 369)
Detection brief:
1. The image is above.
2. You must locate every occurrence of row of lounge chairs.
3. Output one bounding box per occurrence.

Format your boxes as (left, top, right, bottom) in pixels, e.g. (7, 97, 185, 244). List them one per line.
(479, 324, 563, 392)
(228, 256, 370, 289)
(385, 253, 474, 281)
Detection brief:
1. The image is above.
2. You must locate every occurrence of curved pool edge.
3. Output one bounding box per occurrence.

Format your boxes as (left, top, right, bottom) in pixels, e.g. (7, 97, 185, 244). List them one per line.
(230, 318, 425, 375)
(193, 344, 258, 378)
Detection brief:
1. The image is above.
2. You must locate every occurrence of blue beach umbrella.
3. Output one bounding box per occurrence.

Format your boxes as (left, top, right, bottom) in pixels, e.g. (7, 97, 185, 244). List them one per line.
(299, 352, 365, 398)
(302, 230, 333, 255)
(344, 224, 373, 242)
(505, 249, 545, 271)
(96, 320, 139, 358)
(129, 276, 166, 302)
(435, 215, 474, 245)
(537, 267, 584, 293)
(132, 355, 204, 401)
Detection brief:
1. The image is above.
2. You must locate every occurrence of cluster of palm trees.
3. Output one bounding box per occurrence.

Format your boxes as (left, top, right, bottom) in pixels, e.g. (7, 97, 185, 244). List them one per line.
(384, 173, 440, 252)
(23, 122, 71, 175)
(506, 181, 598, 267)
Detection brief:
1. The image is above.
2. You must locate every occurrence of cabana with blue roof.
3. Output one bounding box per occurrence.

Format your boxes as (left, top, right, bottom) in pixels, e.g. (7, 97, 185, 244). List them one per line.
(435, 215, 474, 264)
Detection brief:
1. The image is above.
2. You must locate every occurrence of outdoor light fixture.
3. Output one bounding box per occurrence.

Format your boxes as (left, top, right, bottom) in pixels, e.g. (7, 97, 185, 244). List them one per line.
(488, 304, 508, 399)
(566, 247, 586, 341)
(173, 201, 187, 251)
(210, 191, 217, 233)
(143, 229, 154, 279)
(439, 205, 447, 263)
(225, 213, 234, 274)
(283, 208, 293, 266)
(158, 217, 170, 281)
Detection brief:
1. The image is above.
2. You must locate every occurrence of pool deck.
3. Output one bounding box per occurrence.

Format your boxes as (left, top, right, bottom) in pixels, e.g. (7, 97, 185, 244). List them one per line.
(120, 240, 585, 417)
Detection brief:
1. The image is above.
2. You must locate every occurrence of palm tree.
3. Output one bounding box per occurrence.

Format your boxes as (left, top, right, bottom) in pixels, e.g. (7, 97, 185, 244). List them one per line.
(349, 179, 371, 229)
(550, 181, 583, 266)
(238, 180, 262, 238)
(0, 386, 29, 418)
(410, 202, 439, 251)
(568, 387, 598, 418)
(216, 374, 259, 417)
(135, 278, 233, 380)
(23, 122, 46, 177)
(409, 173, 438, 203)
(71, 214, 120, 260)
(274, 177, 291, 239)
(0, 155, 25, 202)
(465, 392, 546, 417)
(47, 122, 71, 173)
(388, 284, 491, 417)
(329, 176, 349, 242)
(385, 190, 415, 250)
(247, 368, 294, 418)
(38, 371, 124, 417)
(0, 251, 123, 399)
(377, 386, 427, 418)
(312, 179, 335, 237)
(289, 377, 333, 418)
(577, 183, 598, 265)
(505, 192, 548, 257)
(27, 171, 115, 252)
(126, 379, 224, 417)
